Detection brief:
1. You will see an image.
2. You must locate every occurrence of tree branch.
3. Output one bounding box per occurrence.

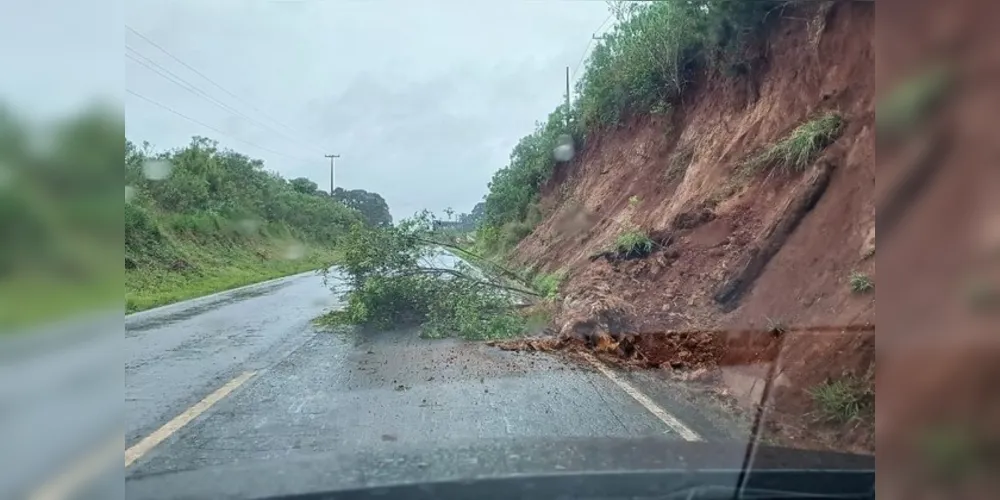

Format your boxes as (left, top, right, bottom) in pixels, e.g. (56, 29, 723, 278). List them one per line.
(401, 267, 542, 298)
(415, 237, 531, 286)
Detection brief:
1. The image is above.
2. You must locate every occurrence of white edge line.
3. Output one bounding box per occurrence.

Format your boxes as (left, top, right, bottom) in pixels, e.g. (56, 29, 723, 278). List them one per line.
(581, 352, 704, 442)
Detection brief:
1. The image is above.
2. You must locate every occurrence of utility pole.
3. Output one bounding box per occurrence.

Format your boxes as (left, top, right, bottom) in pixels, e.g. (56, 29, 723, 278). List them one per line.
(565, 66, 571, 127)
(324, 154, 340, 195)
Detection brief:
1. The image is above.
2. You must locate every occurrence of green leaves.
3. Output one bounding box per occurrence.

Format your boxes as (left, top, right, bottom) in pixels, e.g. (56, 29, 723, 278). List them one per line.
(614, 230, 655, 258)
(324, 217, 527, 340)
(576, 0, 772, 129)
(332, 187, 393, 228)
(480, 106, 574, 253)
(744, 113, 845, 174)
(477, 1, 779, 255)
(127, 137, 366, 248)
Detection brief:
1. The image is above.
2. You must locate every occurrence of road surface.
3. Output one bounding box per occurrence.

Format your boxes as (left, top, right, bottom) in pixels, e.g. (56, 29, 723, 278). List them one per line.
(119, 269, 750, 498)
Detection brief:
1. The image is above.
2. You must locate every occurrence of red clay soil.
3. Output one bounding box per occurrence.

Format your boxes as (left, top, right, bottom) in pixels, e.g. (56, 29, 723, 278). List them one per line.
(509, 2, 876, 454)
(875, 0, 1000, 498)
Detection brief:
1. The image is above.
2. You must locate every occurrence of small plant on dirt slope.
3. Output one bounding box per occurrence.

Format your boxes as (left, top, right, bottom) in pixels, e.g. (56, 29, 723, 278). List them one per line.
(318, 212, 538, 340)
(849, 271, 874, 294)
(765, 316, 788, 335)
(809, 376, 874, 424)
(614, 230, 655, 258)
(745, 113, 844, 173)
(533, 270, 568, 300)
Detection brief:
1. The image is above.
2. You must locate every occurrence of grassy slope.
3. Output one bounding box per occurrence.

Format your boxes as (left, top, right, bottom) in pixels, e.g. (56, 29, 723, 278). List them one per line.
(125, 230, 339, 314)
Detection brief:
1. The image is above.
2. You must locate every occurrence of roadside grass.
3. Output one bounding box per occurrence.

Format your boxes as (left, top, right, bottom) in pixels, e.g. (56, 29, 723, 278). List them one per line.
(0, 235, 120, 332)
(0, 273, 121, 333)
(745, 113, 844, 174)
(849, 272, 874, 294)
(809, 376, 874, 424)
(126, 237, 339, 313)
(615, 230, 655, 258)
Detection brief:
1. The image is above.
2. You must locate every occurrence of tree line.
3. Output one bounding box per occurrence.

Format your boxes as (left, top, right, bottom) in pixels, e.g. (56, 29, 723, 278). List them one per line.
(125, 136, 391, 268)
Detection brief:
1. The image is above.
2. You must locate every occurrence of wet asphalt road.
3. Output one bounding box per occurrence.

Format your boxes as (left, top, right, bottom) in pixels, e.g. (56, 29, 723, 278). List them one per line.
(125, 269, 749, 498)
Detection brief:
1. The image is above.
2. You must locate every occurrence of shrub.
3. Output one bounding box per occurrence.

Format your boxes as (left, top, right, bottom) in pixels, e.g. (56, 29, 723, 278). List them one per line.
(533, 270, 567, 300)
(765, 316, 788, 335)
(500, 221, 533, 251)
(810, 377, 874, 424)
(127, 136, 366, 247)
(745, 113, 844, 173)
(576, 1, 778, 128)
(323, 216, 529, 341)
(849, 272, 874, 294)
(615, 230, 655, 258)
(476, 0, 781, 255)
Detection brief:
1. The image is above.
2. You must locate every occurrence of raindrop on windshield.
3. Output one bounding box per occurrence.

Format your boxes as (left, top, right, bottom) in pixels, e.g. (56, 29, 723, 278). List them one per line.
(142, 160, 173, 180)
(283, 242, 306, 260)
(235, 218, 260, 236)
(552, 134, 575, 162)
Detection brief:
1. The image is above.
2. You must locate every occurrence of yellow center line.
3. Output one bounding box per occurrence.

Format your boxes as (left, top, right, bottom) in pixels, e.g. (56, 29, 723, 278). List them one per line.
(29, 434, 123, 500)
(125, 370, 257, 468)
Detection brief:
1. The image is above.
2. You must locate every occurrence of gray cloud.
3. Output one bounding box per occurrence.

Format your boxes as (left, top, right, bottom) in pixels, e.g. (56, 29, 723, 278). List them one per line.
(123, 0, 609, 219)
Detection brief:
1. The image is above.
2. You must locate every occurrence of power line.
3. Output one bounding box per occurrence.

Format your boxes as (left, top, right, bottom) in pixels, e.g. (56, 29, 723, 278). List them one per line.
(126, 89, 313, 163)
(125, 44, 326, 156)
(125, 24, 325, 153)
(125, 47, 261, 127)
(571, 12, 615, 83)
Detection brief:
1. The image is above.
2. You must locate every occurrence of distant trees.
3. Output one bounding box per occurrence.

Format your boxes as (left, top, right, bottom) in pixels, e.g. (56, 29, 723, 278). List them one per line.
(289, 177, 320, 195)
(126, 137, 375, 265)
(332, 187, 393, 228)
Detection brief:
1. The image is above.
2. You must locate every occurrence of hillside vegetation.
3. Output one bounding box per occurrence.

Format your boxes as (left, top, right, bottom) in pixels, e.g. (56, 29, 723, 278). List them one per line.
(479, 0, 779, 254)
(0, 105, 120, 328)
(125, 137, 387, 312)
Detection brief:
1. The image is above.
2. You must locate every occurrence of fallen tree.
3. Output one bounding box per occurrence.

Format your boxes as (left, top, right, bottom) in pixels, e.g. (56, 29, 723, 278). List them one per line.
(318, 213, 539, 340)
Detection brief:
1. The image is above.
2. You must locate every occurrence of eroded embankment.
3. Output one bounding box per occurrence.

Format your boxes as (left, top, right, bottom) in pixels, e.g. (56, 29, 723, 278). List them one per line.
(507, 2, 875, 453)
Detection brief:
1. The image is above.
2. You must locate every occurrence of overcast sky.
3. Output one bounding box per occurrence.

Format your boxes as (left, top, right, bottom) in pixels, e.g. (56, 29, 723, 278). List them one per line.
(116, 0, 611, 219)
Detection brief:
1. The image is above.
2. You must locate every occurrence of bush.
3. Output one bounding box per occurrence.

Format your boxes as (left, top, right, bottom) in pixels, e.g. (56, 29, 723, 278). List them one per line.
(615, 230, 655, 258)
(533, 270, 567, 300)
(127, 137, 365, 247)
(810, 377, 874, 424)
(745, 113, 844, 173)
(323, 217, 529, 340)
(576, 1, 778, 128)
(849, 272, 874, 294)
(476, 1, 780, 252)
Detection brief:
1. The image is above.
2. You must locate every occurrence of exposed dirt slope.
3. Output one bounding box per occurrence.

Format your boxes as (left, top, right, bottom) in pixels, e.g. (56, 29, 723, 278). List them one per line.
(511, 2, 874, 452)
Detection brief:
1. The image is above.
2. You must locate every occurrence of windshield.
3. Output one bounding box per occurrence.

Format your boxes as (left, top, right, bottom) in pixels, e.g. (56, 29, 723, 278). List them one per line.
(6, 0, 997, 499)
